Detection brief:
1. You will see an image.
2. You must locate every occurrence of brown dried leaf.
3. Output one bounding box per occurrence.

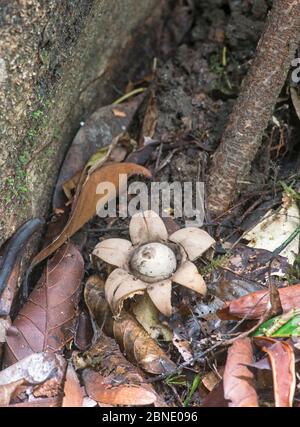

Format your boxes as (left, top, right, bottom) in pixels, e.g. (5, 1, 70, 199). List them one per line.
(30, 163, 151, 270)
(223, 338, 259, 407)
(74, 333, 167, 406)
(62, 363, 84, 407)
(254, 337, 296, 407)
(84, 275, 176, 375)
(113, 312, 176, 375)
(218, 284, 300, 320)
(53, 94, 145, 209)
(3, 243, 84, 366)
(82, 369, 156, 406)
(201, 381, 228, 407)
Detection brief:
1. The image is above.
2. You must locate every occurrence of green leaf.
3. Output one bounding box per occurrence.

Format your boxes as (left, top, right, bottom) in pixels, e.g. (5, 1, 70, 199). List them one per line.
(253, 311, 300, 337)
(85, 146, 110, 170)
(183, 374, 201, 407)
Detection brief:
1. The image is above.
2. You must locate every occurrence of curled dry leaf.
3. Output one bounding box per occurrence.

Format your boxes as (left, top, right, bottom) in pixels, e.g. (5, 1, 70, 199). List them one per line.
(84, 275, 176, 375)
(218, 284, 300, 320)
(113, 312, 176, 375)
(254, 337, 296, 407)
(53, 93, 145, 209)
(30, 163, 151, 271)
(223, 338, 259, 407)
(74, 333, 166, 407)
(62, 363, 84, 407)
(3, 243, 84, 366)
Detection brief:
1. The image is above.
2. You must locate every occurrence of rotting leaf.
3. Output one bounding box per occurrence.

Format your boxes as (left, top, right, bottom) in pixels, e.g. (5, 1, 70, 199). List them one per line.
(254, 337, 296, 407)
(29, 163, 151, 271)
(84, 275, 176, 375)
(3, 243, 84, 366)
(74, 333, 166, 407)
(218, 284, 300, 320)
(223, 337, 259, 407)
(53, 94, 145, 209)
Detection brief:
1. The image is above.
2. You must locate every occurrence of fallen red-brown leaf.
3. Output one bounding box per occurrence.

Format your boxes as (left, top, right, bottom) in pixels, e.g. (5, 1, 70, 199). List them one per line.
(254, 337, 296, 407)
(218, 284, 300, 320)
(223, 337, 259, 407)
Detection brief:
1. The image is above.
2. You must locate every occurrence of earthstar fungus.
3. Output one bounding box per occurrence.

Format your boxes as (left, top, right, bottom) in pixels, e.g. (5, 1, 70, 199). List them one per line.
(93, 211, 215, 317)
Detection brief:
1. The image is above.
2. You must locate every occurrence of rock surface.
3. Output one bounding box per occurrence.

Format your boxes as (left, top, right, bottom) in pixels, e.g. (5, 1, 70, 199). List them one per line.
(0, 0, 166, 246)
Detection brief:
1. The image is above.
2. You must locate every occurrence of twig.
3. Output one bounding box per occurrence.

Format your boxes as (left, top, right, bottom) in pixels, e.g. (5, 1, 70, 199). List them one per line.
(208, 0, 300, 216)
